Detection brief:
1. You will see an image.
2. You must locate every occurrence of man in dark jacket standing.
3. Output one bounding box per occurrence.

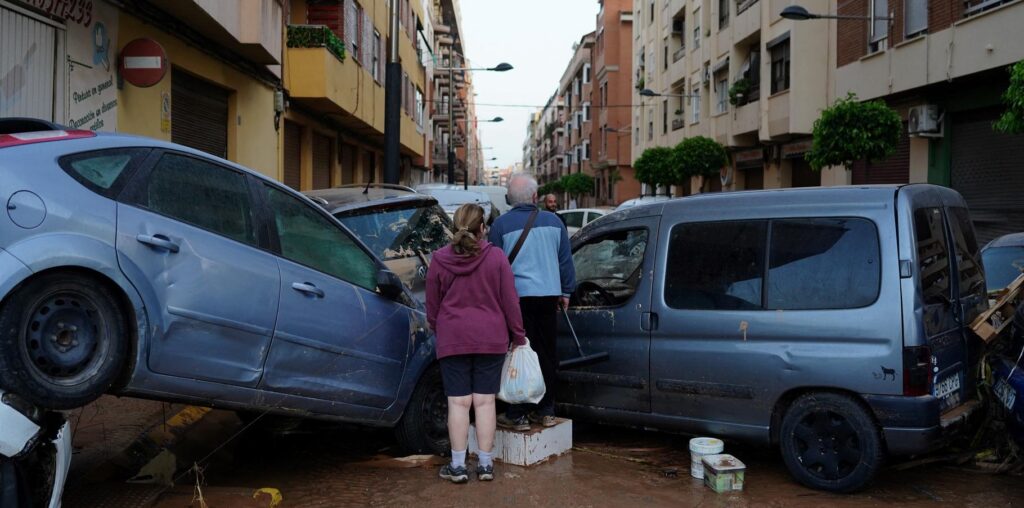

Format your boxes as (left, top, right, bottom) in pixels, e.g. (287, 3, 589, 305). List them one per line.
(489, 173, 576, 430)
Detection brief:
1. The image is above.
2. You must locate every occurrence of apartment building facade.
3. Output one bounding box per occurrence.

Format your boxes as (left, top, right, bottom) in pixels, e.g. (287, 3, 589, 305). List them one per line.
(632, 0, 841, 194)
(1, 0, 456, 190)
(593, 0, 640, 205)
(522, 0, 639, 206)
(834, 0, 1024, 243)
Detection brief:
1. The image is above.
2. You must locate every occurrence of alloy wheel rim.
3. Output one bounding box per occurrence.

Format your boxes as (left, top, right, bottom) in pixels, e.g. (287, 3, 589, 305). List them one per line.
(21, 290, 109, 387)
(792, 409, 862, 481)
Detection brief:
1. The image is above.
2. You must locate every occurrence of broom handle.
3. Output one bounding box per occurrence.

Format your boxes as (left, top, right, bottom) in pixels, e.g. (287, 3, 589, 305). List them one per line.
(561, 306, 585, 355)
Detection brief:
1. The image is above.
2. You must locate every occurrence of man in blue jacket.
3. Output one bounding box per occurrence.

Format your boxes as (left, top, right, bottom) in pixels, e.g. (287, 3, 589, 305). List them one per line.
(490, 173, 576, 430)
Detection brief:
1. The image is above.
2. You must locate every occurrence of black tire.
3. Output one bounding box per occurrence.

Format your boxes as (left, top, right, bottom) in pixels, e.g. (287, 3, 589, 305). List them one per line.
(0, 273, 128, 410)
(778, 392, 883, 493)
(395, 365, 449, 455)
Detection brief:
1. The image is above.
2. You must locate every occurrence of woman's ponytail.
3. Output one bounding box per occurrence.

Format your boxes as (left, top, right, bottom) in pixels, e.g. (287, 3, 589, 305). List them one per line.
(451, 204, 485, 256)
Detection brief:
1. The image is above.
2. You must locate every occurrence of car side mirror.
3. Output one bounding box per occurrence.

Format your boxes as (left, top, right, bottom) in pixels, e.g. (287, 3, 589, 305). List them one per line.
(377, 269, 404, 300)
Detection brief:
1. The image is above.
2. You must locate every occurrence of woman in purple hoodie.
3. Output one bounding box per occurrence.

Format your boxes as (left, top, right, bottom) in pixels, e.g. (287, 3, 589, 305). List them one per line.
(426, 203, 527, 483)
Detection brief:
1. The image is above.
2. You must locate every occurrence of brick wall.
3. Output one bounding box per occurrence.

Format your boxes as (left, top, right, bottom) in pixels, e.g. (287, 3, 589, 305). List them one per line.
(930, 0, 964, 32)
(837, 0, 868, 67)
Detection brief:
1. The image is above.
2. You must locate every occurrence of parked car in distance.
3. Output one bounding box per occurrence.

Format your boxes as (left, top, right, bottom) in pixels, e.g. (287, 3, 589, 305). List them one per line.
(614, 195, 672, 211)
(0, 124, 449, 455)
(557, 208, 609, 236)
(417, 183, 511, 215)
(305, 185, 453, 300)
(981, 232, 1024, 292)
(416, 186, 497, 224)
(557, 185, 986, 493)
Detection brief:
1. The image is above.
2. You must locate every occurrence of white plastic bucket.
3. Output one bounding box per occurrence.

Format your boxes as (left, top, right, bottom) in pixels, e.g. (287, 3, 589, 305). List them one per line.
(689, 437, 724, 479)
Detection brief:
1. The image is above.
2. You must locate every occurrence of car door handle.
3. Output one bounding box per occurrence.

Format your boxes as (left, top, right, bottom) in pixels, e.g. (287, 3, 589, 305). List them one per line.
(291, 282, 325, 298)
(136, 234, 180, 253)
(641, 311, 658, 331)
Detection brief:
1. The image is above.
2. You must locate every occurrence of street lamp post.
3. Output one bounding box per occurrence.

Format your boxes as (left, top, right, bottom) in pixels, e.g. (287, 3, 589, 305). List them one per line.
(436, 63, 512, 185)
(382, 0, 402, 184)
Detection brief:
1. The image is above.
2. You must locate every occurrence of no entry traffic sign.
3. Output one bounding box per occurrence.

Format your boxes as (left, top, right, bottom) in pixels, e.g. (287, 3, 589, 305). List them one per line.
(119, 38, 168, 88)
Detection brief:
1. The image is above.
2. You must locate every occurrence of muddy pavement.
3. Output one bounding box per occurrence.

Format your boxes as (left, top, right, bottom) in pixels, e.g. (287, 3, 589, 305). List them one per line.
(61, 399, 1024, 507)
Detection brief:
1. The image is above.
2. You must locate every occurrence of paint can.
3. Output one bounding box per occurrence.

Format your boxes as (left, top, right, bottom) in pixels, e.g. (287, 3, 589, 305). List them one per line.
(688, 437, 724, 479)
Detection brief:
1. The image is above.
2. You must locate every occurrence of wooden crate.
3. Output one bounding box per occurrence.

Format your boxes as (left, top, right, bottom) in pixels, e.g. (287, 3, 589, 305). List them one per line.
(971, 273, 1024, 342)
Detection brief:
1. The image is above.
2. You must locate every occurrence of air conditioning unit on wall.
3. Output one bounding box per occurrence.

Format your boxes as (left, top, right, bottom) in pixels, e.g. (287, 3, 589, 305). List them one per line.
(908, 105, 943, 137)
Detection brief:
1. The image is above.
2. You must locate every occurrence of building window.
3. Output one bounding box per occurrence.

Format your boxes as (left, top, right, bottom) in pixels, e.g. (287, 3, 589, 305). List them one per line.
(663, 99, 668, 133)
(870, 0, 889, 52)
(664, 42, 668, 70)
(904, 0, 927, 37)
(347, 1, 362, 62)
(715, 72, 728, 114)
(770, 39, 790, 94)
(693, 8, 701, 49)
(583, 102, 591, 122)
(650, 0, 654, 23)
(719, 0, 729, 29)
(740, 48, 761, 103)
(372, 30, 381, 81)
(583, 63, 591, 84)
(415, 87, 424, 127)
(691, 87, 701, 124)
(648, 114, 654, 141)
(583, 141, 590, 161)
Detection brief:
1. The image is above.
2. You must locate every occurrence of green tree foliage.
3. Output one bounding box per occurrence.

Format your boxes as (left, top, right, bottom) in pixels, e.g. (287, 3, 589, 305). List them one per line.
(995, 61, 1024, 134)
(634, 146, 677, 191)
(560, 173, 595, 198)
(806, 93, 901, 171)
(674, 136, 727, 179)
(538, 179, 564, 197)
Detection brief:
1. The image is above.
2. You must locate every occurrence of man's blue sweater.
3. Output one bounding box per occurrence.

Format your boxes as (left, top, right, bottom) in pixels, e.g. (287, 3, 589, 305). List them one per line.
(488, 204, 576, 298)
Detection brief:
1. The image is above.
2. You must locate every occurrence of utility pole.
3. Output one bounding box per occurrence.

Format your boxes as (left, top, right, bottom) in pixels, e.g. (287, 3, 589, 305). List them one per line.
(382, 0, 401, 184)
(447, 67, 456, 185)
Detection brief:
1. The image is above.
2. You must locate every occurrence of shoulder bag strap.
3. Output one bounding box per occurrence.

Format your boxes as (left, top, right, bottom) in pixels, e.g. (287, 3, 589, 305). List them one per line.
(507, 208, 540, 264)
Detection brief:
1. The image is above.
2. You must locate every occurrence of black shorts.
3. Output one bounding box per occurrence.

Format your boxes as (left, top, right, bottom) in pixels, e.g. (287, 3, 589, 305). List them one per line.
(439, 354, 505, 397)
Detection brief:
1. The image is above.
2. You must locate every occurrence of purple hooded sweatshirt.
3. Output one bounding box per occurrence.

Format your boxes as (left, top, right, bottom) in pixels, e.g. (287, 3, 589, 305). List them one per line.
(426, 239, 527, 359)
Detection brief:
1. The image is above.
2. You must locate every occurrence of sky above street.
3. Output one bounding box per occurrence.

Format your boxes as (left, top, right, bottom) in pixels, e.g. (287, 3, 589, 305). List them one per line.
(460, 0, 600, 173)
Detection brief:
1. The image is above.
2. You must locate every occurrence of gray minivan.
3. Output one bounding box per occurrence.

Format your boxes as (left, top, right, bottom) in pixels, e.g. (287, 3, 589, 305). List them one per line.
(557, 184, 986, 492)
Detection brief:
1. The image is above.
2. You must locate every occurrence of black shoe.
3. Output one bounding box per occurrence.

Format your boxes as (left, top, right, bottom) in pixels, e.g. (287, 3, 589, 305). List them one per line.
(527, 412, 558, 427)
(477, 464, 494, 481)
(497, 414, 530, 431)
(439, 464, 469, 483)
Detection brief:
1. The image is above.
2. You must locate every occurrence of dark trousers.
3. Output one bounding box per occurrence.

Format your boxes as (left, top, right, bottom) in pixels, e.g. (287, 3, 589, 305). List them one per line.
(507, 296, 559, 418)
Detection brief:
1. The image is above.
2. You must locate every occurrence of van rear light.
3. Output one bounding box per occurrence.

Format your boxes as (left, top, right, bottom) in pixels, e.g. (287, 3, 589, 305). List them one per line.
(0, 130, 95, 148)
(903, 345, 933, 396)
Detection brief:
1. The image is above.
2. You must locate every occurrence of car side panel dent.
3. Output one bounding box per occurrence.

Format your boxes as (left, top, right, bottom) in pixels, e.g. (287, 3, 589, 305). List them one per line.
(380, 310, 436, 425)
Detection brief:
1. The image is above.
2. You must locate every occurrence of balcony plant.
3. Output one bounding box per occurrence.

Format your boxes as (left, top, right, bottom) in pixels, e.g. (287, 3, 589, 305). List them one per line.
(806, 93, 901, 171)
(728, 78, 752, 106)
(287, 25, 346, 63)
(995, 60, 1024, 134)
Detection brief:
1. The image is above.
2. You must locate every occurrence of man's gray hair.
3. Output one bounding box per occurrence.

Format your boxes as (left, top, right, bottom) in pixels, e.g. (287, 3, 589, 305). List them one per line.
(507, 172, 538, 205)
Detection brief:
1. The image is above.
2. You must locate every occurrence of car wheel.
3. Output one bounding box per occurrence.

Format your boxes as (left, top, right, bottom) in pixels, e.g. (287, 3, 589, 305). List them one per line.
(0, 273, 128, 410)
(395, 365, 449, 456)
(778, 392, 883, 493)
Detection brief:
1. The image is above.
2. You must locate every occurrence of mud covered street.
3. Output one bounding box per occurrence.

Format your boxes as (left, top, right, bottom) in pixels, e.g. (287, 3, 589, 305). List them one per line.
(60, 397, 1024, 507)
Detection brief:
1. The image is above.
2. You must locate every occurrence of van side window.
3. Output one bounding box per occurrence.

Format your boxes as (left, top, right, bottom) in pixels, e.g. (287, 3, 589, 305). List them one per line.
(572, 229, 648, 308)
(766, 218, 880, 310)
(948, 207, 985, 297)
(914, 208, 952, 306)
(664, 221, 766, 310)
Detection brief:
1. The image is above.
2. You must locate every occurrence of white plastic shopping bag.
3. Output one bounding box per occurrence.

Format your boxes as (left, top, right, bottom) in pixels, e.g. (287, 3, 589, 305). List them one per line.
(497, 339, 546, 404)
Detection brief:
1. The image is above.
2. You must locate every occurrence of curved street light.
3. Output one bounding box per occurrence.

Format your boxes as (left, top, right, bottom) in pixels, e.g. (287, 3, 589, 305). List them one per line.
(438, 63, 513, 185)
(779, 4, 892, 21)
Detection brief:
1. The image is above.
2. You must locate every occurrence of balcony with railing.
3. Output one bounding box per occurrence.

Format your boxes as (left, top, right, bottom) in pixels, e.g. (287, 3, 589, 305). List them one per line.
(150, 0, 283, 64)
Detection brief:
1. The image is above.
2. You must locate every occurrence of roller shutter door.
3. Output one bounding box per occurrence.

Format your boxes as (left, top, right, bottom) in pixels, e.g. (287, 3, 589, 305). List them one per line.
(283, 121, 301, 189)
(172, 69, 229, 159)
(951, 107, 1024, 245)
(0, 6, 59, 120)
(312, 133, 331, 189)
(852, 123, 909, 185)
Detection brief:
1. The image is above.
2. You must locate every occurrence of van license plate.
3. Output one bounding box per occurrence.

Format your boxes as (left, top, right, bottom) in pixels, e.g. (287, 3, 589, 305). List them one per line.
(934, 372, 962, 401)
(995, 378, 1016, 411)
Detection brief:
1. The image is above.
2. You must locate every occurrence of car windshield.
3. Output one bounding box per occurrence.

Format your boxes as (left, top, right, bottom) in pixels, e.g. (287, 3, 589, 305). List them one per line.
(982, 246, 1024, 291)
(335, 203, 452, 298)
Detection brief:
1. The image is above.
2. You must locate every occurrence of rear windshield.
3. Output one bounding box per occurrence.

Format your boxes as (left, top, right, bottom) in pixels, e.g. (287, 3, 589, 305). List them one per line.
(982, 246, 1024, 291)
(335, 204, 452, 262)
(422, 189, 490, 207)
